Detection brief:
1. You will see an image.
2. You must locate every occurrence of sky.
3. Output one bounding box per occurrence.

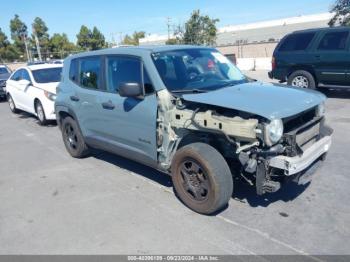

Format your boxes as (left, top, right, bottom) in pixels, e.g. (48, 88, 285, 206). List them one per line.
(0, 0, 333, 43)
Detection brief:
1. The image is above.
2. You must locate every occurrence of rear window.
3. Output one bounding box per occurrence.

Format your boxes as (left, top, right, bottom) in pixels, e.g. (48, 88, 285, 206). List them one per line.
(278, 33, 315, 52)
(318, 31, 349, 50)
(32, 67, 62, 83)
(79, 57, 102, 90)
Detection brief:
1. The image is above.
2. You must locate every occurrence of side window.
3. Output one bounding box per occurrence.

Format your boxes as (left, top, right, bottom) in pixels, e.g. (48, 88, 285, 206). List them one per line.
(79, 56, 102, 90)
(318, 31, 349, 51)
(69, 59, 78, 83)
(143, 68, 154, 94)
(11, 70, 23, 81)
(106, 56, 141, 93)
(22, 70, 31, 82)
(278, 33, 315, 52)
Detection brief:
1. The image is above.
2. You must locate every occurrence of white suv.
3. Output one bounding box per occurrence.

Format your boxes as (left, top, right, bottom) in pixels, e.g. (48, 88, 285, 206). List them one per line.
(6, 64, 62, 125)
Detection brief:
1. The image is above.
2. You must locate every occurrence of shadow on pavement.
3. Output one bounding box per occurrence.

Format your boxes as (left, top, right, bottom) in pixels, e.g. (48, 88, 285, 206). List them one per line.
(91, 149, 311, 210)
(16, 111, 57, 127)
(233, 178, 309, 207)
(92, 150, 172, 188)
(320, 88, 350, 99)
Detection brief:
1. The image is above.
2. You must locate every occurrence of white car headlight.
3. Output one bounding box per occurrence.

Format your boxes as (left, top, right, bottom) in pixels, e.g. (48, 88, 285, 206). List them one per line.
(265, 119, 284, 146)
(44, 90, 57, 101)
(316, 102, 326, 117)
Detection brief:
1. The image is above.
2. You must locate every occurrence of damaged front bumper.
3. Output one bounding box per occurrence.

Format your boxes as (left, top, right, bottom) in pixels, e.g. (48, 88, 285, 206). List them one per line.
(254, 126, 333, 195)
(268, 135, 332, 176)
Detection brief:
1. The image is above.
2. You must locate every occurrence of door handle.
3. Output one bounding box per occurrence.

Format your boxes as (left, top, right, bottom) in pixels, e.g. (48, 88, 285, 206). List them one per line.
(102, 101, 115, 110)
(70, 95, 80, 102)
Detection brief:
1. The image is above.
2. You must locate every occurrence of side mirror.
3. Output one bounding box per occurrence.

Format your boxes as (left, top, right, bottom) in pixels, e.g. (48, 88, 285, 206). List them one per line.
(119, 82, 144, 99)
(18, 79, 31, 88)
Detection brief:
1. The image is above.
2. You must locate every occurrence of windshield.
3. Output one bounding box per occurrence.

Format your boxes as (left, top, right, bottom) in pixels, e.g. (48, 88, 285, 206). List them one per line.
(152, 48, 246, 92)
(0, 67, 10, 74)
(32, 67, 62, 83)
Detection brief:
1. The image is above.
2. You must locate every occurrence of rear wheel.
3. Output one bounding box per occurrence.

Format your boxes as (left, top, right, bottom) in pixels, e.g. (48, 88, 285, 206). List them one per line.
(288, 70, 316, 89)
(7, 94, 19, 113)
(171, 143, 233, 215)
(61, 116, 90, 158)
(35, 100, 47, 125)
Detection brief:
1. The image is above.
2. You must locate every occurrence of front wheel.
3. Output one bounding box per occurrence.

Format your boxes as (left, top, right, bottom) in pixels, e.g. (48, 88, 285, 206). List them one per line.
(171, 143, 233, 215)
(288, 70, 316, 89)
(35, 100, 47, 125)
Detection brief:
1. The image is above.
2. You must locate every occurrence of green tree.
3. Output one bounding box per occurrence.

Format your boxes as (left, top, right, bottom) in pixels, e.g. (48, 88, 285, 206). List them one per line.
(0, 27, 9, 49)
(90, 27, 106, 50)
(182, 10, 219, 46)
(0, 28, 20, 62)
(31, 17, 50, 58)
(10, 14, 28, 59)
(165, 38, 178, 45)
(49, 33, 76, 58)
(77, 25, 106, 50)
(166, 24, 184, 45)
(121, 31, 145, 45)
(77, 25, 92, 50)
(329, 0, 350, 26)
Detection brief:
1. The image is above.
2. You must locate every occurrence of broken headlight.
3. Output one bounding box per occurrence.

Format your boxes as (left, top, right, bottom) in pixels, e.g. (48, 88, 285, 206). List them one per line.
(264, 119, 284, 146)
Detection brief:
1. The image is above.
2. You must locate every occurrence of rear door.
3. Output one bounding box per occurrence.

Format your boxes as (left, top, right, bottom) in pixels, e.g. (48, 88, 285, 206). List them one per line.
(72, 56, 104, 138)
(6, 69, 25, 109)
(312, 30, 350, 86)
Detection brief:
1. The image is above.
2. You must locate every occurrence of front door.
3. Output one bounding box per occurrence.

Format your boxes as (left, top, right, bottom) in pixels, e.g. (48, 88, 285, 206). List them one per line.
(95, 55, 158, 162)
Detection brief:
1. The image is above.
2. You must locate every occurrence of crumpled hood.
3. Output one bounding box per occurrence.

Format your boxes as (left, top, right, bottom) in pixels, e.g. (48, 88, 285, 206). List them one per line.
(35, 82, 59, 94)
(182, 82, 326, 120)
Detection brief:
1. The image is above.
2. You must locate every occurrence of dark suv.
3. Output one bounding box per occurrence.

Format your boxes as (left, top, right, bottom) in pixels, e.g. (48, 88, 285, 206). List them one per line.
(269, 27, 350, 89)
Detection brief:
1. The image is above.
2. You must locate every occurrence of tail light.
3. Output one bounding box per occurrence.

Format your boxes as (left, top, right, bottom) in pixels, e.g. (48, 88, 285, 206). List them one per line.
(272, 57, 276, 70)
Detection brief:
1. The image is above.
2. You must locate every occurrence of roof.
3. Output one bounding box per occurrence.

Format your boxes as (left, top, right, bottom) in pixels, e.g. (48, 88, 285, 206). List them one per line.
(27, 63, 63, 71)
(68, 45, 215, 60)
(292, 26, 350, 34)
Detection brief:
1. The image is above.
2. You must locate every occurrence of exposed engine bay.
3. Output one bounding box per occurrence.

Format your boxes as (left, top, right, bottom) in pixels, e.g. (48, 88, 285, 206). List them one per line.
(155, 89, 332, 196)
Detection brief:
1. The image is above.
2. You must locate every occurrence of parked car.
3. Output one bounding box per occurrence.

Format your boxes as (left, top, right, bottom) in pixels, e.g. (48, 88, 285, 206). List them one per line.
(6, 64, 62, 125)
(0, 65, 11, 100)
(55, 46, 332, 214)
(269, 27, 350, 89)
(50, 59, 64, 65)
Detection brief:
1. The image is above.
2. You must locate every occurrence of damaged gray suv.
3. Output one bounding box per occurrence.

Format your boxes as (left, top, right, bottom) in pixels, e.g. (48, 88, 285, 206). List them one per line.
(55, 46, 332, 214)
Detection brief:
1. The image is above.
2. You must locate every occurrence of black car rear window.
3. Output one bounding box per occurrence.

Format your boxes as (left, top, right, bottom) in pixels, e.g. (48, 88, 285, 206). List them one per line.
(278, 33, 315, 52)
(318, 31, 349, 50)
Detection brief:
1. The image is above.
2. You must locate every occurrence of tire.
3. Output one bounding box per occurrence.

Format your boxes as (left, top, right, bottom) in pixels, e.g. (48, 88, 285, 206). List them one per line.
(61, 116, 90, 158)
(171, 143, 233, 215)
(7, 94, 19, 113)
(288, 70, 316, 89)
(35, 100, 47, 126)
